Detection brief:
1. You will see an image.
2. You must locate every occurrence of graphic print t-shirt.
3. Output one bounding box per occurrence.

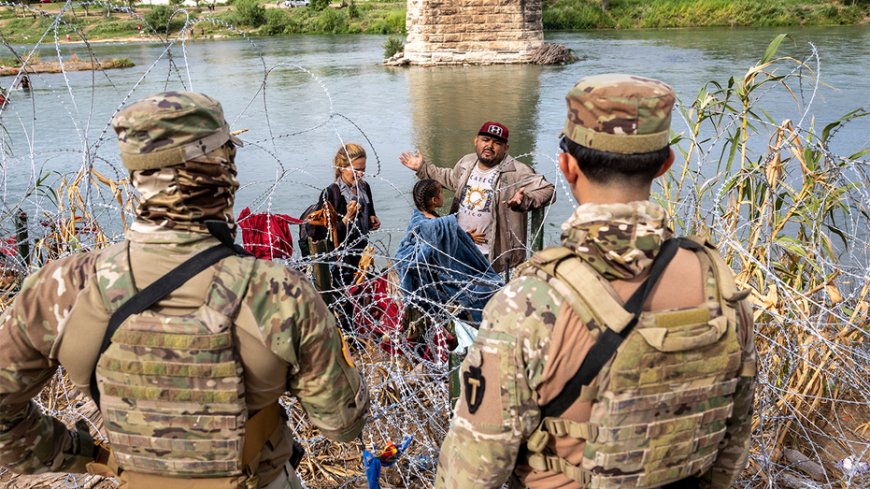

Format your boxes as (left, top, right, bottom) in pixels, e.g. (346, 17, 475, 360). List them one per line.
(457, 165, 498, 256)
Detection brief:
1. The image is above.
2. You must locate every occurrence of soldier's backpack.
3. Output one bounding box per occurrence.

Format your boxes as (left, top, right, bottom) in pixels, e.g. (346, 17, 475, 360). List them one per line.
(515, 237, 752, 489)
(87, 224, 284, 485)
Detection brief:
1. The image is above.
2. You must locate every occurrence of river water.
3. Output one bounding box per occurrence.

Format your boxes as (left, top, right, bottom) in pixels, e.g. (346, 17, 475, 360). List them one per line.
(1, 26, 867, 253)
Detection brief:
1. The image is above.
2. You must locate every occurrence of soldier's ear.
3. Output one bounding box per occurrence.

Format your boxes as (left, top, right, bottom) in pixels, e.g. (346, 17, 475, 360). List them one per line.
(654, 148, 675, 178)
(559, 152, 580, 185)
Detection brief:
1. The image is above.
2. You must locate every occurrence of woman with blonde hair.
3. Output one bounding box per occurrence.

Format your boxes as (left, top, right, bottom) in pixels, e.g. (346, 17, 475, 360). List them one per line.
(319, 143, 380, 293)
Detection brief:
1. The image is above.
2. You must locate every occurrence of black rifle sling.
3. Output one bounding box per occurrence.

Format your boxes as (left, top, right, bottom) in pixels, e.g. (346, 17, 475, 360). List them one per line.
(540, 238, 702, 419)
(90, 242, 241, 406)
(207, 219, 253, 256)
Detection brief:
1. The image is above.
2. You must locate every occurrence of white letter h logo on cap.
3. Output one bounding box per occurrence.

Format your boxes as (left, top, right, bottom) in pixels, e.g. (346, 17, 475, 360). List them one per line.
(487, 125, 503, 137)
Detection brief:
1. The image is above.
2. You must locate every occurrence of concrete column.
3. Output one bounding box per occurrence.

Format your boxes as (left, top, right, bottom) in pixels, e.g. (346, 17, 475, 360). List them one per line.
(403, 0, 544, 65)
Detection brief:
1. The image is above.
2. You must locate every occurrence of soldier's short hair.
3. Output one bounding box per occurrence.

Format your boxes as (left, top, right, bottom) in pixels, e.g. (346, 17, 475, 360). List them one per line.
(112, 91, 242, 171)
(560, 136, 670, 186)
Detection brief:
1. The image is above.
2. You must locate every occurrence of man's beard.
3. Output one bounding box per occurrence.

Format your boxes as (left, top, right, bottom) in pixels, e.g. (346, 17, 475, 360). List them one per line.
(477, 151, 503, 167)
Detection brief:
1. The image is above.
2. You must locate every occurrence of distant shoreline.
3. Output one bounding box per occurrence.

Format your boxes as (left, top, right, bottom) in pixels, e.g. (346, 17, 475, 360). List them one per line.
(0, 0, 867, 47)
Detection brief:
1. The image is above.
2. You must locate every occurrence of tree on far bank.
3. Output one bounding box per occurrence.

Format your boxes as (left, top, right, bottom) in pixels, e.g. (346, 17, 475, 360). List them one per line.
(145, 4, 175, 31)
(234, 0, 266, 26)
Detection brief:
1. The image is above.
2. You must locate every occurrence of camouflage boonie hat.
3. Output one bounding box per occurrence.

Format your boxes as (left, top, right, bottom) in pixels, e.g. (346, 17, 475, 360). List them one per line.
(563, 74, 675, 154)
(112, 91, 243, 171)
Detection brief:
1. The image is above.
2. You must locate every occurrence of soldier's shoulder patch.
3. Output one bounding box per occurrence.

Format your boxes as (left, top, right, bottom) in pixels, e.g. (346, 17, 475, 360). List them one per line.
(337, 328, 354, 368)
(462, 365, 485, 414)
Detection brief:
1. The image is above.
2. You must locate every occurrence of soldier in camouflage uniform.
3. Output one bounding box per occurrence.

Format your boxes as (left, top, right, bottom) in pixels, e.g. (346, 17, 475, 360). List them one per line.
(0, 92, 369, 488)
(436, 74, 757, 489)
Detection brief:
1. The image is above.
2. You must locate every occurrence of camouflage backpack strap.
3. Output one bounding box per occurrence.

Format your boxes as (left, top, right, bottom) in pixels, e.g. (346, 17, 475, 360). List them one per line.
(517, 247, 632, 329)
(686, 236, 750, 303)
(687, 236, 754, 379)
(62, 241, 137, 405)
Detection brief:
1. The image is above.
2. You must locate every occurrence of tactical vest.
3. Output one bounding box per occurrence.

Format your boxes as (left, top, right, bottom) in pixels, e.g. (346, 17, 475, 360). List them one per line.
(92, 241, 256, 478)
(516, 238, 750, 489)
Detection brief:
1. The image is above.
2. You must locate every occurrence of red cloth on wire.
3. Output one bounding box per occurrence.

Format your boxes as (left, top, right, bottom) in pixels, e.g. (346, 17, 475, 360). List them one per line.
(237, 207, 303, 261)
(0, 237, 16, 257)
(349, 275, 404, 353)
(349, 275, 452, 361)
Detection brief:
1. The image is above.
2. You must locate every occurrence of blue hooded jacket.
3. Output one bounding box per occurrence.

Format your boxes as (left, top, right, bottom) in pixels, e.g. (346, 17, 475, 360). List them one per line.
(394, 210, 502, 323)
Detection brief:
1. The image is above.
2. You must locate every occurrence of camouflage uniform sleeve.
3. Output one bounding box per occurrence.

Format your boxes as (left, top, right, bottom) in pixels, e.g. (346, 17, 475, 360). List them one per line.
(0, 254, 101, 473)
(246, 263, 369, 442)
(701, 299, 757, 488)
(436, 277, 559, 488)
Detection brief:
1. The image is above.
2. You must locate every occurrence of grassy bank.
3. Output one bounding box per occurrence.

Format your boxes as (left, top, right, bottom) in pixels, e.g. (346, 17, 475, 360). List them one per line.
(0, 0, 867, 44)
(544, 0, 869, 30)
(0, 1, 405, 44)
(247, 1, 406, 34)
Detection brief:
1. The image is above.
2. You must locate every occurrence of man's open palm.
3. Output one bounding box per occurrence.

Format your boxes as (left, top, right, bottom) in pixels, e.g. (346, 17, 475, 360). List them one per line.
(399, 150, 424, 172)
(506, 187, 526, 209)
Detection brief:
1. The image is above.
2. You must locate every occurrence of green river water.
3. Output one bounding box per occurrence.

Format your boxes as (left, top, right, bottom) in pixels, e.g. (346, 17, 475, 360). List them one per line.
(0, 26, 867, 252)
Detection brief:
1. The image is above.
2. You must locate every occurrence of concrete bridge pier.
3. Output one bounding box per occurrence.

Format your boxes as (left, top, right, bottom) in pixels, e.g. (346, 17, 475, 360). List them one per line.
(400, 0, 545, 65)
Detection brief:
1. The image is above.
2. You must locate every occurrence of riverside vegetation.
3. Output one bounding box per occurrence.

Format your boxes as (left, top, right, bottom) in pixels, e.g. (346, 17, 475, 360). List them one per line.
(1, 34, 868, 487)
(0, 0, 867, 45)
(543, 0, 870, 30)
(0, 0, 407, 44)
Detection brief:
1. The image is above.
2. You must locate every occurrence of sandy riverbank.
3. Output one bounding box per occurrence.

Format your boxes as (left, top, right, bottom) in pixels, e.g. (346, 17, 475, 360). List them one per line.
(0, 56, 134, 77)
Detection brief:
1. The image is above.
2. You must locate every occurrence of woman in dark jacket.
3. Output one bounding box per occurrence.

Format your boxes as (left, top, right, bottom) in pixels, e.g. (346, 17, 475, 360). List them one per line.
(321, 143, 380, 290)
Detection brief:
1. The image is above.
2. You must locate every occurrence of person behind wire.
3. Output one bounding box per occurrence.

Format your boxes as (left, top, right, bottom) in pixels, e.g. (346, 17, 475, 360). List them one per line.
(395, 179, 501, 325)
(0, 92, 369, 489)
(436, 75, 756, 489)
(320, 143, 380, 290)
(399, 122, 555, 275)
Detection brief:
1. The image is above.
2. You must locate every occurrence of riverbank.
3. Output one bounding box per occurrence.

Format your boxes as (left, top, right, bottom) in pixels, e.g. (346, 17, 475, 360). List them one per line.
(0, 0, 866, 45)
(0, 1, 405, 45)
(544, 0, 870, 30)
(0, 55, 133, 76)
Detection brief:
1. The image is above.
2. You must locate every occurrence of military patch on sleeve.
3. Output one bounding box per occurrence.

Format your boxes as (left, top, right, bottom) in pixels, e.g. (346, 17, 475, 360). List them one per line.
(463, 366, 486, 414)
(338, 328, 354, 368)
